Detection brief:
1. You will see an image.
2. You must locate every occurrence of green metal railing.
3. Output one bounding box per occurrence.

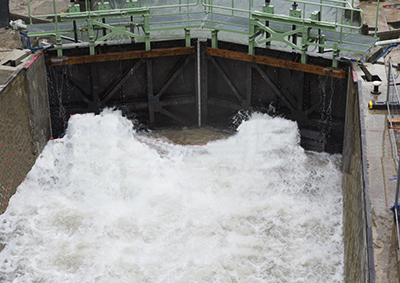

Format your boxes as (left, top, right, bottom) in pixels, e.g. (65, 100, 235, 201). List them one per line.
(248, 0, 368, 66)
(26, 0, 375, 66)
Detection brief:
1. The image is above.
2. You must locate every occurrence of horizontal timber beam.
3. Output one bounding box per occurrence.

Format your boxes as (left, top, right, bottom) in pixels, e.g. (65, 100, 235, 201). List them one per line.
(159, 96, 195, 107)
(207, 48, 346, 79)
(52, 96, 195, 113)
(47, 47, 196, 66)
(208, 97, 242, 110)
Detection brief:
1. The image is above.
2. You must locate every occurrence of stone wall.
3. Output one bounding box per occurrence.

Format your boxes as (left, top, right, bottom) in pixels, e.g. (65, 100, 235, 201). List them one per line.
(0, 52, 51, 213)
(0, 0, 9, 28)
(342, 69, 375, 282)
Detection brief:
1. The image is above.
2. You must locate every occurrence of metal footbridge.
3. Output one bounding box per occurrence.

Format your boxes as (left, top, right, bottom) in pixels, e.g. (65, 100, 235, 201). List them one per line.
(26, 0, 377, 67)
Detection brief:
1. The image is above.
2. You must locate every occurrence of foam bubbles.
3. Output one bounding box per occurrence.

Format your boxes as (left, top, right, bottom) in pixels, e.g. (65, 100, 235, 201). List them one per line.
(0, 110, 343, 282)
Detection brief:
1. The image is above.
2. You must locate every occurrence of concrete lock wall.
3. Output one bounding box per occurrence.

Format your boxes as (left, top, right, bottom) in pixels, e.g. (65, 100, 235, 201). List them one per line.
(0, 52, 51, 213)
(342, 70, 374, 282)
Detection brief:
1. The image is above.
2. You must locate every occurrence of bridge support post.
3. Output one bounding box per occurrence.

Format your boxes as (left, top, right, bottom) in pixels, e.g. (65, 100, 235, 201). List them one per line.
(290, 2, 299, 46)
(185, 28, 191, 47)
(264, 0, 271, 47)
(211, 30, 219, 49)
(248, 20, 256, 55)
(144, 13, 151, 50)
(56, 43, 63, 57)
(301, 27, 310, 64)
(319, 35, 325, 54)
(87, 21, 96, 55)
(332, 42, 339, 68)
(301, 52, 307, 65)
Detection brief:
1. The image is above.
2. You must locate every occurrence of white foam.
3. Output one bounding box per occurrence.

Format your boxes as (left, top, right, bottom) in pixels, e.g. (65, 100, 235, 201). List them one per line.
(0, 110, 343, 282)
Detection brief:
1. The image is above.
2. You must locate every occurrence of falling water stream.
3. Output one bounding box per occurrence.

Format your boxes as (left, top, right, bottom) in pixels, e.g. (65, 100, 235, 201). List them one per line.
(0, 110, 343, 282)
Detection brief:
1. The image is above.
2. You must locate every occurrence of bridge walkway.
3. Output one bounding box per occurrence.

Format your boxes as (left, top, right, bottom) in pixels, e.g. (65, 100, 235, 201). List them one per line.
(24, 0, 377, 67)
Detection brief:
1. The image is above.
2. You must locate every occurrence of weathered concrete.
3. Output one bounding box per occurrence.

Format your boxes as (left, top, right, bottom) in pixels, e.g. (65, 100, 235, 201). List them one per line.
(353, 59, 400, 282)
(343, 70, 372, 282)
(0, 0, 10, 28)
(0, 51, 51, 213)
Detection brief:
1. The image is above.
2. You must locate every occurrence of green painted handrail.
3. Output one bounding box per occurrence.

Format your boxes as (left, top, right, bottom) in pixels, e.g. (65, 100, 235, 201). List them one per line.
(279, 0, 364, 29)
(26, 0, 374, 62)
(201, 0, 254, 14)
(138, 0, 199, 10)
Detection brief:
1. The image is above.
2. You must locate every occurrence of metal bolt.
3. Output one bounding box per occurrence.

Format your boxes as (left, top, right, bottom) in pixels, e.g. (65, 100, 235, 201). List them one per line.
(371, 81, 382, 95)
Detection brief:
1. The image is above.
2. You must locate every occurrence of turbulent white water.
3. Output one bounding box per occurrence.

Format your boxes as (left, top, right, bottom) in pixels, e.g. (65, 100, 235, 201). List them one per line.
(0, 110, 343, 282)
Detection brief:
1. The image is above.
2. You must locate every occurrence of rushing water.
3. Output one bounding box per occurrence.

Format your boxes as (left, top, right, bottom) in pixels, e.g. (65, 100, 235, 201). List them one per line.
(0, 110, 343, 282)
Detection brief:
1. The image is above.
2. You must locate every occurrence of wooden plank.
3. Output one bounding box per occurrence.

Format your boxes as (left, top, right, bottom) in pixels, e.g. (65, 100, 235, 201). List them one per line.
(377, 29, 400, 41)
(388, 117, 400, 124)
(208, 97, 242, 110)
(255, 65, 296, 112)
(159, 96, 195, 106)
(207, 47, 347, 79)
(54, 68, 91, 105)
(208, 56, 243, 103)
(47, 47, 196, 66)
(101, 59, 144, 105)
(158, 107, 191, 126)
(156, 55, 194, 98)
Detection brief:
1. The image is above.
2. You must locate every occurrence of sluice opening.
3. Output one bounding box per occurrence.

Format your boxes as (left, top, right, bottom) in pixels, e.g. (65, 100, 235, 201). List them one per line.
(45, 39, 350, 153)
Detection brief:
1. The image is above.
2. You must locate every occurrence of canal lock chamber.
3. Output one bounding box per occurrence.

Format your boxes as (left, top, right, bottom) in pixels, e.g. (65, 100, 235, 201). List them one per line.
(0, 39, 372, 281)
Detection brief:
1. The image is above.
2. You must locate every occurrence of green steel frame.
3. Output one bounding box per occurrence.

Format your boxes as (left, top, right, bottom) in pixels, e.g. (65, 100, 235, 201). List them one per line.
(26, 0, 375, 67)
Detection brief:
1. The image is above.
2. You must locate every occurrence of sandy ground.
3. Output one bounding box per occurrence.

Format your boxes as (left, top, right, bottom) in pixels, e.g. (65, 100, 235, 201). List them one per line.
(9, 0, 70, 18)
(360, 0, 400, 32)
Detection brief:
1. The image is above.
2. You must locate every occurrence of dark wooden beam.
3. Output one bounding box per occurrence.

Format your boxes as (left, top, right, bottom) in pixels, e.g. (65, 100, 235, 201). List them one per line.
(102, 96, 196, 109)
(376, 29, 400, 41)
(54, 68, 91, 105)
(208, 97, 242, 110)
(207, 47, 347, 79)
(120, 101, 149, 109)
(157, 107, 191, 126)
(101, 59, 144, 105)
(156, 55, 194, 99)
(159, 96, 195, 107)
(305, 100, 320, 116)
(255, 65, 296, 112)
(208, 56, 243, 103)
(48, 47, 196, 66)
